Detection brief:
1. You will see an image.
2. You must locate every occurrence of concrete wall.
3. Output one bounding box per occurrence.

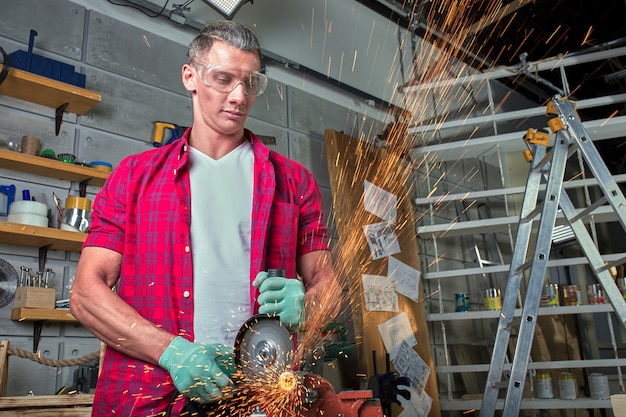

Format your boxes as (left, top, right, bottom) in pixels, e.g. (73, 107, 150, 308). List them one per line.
(0, 0, 387, 395)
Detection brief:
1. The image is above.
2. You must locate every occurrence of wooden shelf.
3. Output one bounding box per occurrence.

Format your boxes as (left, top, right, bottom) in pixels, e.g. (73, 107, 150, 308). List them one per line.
(11, 307, 77, 322)
(0, 394, 93, 409)
(0, 65, 100, 115)
(0, 221, 85, 252)
(0, 148, 109, 187)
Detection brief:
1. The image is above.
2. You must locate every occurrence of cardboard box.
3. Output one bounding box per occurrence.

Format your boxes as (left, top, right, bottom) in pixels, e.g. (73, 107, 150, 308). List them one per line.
(13, 287, 56, 309)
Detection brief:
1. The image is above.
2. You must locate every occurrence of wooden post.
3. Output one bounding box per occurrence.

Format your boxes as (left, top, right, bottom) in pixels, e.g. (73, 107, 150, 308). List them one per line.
(325, 130, 440, 416)
(0, 340, 8, 397)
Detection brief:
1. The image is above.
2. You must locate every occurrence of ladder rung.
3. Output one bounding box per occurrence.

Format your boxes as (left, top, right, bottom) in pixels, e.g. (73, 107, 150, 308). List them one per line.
(567, 143, 580, 158)
(567, 195, 608, 223)
(522, 202, 544, 223)
(531, 148, 554, 173)
(489, 381, 509, 389)
(598, 255, 626, 273)
(500, 317, 521, 329)
(515, 259, 534, 274)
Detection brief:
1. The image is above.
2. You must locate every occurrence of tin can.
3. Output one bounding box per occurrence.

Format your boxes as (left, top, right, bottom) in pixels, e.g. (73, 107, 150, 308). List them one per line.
(483, 288, 501, 310)
(535, 373, 554, 399)
(558, 372, 577, 400)
(562, 285, 581, 306)
(540, 284, 559, 307)
(587, 283, 605, 304)
(589, 373, 610, 400)
(455, 293, 470, 312)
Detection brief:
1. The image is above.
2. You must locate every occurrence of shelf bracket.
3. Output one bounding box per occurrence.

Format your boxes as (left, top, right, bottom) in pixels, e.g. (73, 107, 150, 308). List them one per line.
(79, 179, 92, 198)
(54, 102, 69, 136)
(38, 244, 52, 272)
(33, 321, 43, 352)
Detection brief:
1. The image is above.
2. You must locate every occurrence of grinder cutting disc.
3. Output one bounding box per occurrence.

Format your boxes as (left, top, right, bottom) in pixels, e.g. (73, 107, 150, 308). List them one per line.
(234, 314, 294, 381)
(0, 258, 18, 309)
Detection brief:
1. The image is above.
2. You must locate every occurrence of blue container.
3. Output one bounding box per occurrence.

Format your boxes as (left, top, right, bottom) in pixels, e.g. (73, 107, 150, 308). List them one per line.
(455, 293, 471, 312)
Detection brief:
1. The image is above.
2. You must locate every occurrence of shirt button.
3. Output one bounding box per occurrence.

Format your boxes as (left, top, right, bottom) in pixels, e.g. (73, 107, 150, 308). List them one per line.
(183, 290, 190, 298)
(173, 168, 177, 175)
(185, 246, 190, 253)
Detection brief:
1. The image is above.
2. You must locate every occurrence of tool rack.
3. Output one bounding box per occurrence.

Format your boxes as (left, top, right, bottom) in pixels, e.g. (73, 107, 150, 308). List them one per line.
(0, 148, 109, 350)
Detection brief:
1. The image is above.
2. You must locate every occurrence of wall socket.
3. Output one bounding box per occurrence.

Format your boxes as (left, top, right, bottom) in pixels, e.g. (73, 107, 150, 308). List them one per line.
(169, 11, 186, 25)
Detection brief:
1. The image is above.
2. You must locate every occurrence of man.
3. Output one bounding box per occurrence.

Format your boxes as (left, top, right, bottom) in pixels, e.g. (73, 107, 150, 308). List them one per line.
(70, 20, 340, 416)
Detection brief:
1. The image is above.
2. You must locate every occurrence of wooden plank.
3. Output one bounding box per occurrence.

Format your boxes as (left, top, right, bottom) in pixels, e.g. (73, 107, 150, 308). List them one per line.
(0, 410, 91, 416)
(325, 130, 440, 416)
(0, 221, 85, 252)
(0, 65, 100, 115)
(0, 149, 109, 187)
(0, 394, 93, 408)
(452, 345, 484, 395)
(531, 315, 584, 417)
(11, 308, 77, 322)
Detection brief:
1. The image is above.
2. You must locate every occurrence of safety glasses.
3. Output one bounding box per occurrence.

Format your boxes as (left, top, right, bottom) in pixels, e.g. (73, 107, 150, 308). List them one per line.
(194, 63, 267, 96)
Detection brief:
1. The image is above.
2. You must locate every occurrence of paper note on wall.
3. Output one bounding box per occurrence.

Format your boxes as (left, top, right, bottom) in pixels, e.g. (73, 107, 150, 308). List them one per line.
(398, 386, 433, 417)
(377, 312, 416, 357)
(364, 180, 397, 223)
(362, 221, 401, 260)
(362, 274, 398, 312)
(392, 340, 431, 393)
(388, 256, 421, 302)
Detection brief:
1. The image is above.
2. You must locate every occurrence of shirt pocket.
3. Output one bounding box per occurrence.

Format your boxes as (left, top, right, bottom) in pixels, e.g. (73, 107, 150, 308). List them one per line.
(267, 202, 298, 275)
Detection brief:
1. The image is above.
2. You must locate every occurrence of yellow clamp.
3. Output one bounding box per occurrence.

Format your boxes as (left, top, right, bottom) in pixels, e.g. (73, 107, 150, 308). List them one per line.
(523, 149, 533, 162)
(545, 100, 558, 117)
(523, 128, 549, 146)
(546, 97, 580, 133)
(547, 117, 565, 133)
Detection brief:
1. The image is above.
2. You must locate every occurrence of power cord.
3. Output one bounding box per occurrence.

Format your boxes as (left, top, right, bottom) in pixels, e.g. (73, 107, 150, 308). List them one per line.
(0, 46, 9, 85)
(106, 0, 170, 18)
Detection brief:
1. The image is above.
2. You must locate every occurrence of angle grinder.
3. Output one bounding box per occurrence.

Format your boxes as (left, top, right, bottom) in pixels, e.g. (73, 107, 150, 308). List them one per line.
(181, 314, 297, 416)
(181, 314, 383, 417)
(234, 314, 295, 381)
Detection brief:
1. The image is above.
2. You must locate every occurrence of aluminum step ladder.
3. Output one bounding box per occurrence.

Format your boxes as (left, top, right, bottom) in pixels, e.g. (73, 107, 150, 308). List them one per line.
(479, 95, 626, 416)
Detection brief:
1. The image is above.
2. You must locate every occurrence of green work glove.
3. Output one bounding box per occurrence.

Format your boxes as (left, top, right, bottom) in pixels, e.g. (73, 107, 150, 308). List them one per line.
(254, 271, 305, 332)
(158, 336, 232, 403)
(216, 350, 237, 379)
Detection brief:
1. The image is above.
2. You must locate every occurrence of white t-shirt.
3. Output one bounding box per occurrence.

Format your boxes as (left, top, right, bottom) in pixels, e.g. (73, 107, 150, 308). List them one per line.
(188, 141, 253, 346)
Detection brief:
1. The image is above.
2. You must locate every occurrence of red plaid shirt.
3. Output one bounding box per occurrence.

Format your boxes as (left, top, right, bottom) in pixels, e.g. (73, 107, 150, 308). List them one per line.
(84, 128, 329, 416)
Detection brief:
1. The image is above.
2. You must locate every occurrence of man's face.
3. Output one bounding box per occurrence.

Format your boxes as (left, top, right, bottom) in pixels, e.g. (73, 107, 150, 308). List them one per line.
(184, 40, 262, 138)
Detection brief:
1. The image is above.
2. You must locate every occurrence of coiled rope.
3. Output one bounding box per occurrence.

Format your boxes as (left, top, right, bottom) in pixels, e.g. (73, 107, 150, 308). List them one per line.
(8, 347, 99, 367)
